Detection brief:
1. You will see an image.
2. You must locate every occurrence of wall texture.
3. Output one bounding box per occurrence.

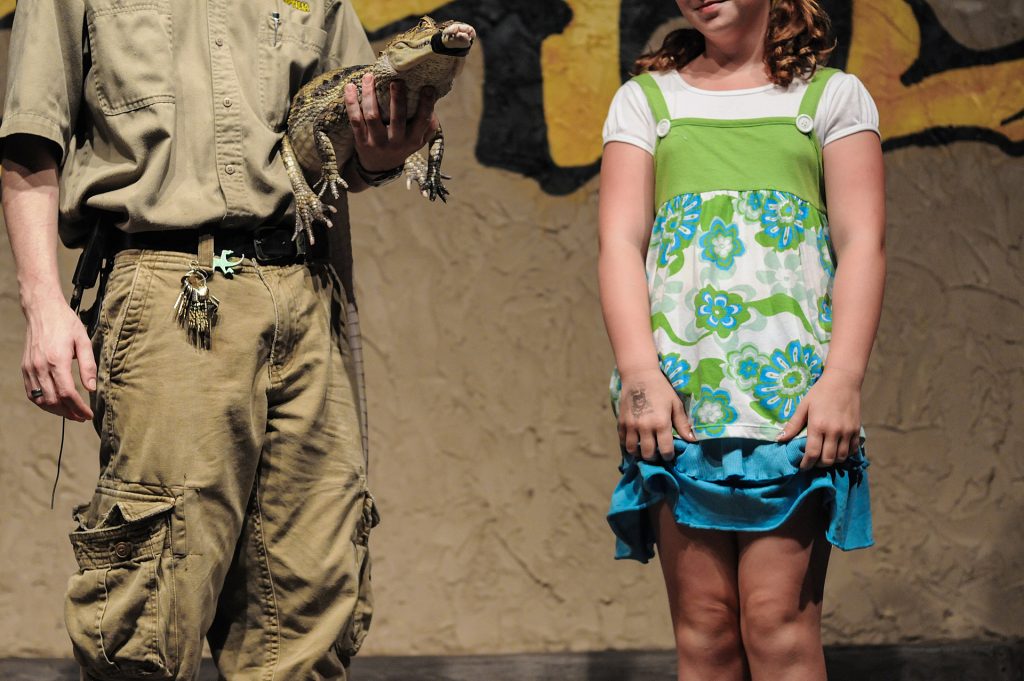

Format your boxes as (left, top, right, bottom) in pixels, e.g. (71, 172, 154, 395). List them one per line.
(1, 0, 1022, 658)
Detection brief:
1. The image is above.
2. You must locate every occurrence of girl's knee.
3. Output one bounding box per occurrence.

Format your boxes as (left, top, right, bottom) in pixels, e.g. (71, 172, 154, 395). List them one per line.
(674, 599, 743, 663)
(739, 591, 820, 659)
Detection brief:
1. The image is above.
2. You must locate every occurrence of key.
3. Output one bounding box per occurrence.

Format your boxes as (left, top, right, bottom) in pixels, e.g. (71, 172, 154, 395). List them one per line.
(174, 263, 220, 349)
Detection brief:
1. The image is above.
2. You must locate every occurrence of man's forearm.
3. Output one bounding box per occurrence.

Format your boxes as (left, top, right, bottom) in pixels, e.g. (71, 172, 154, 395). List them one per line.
(2, 135, 64, 311)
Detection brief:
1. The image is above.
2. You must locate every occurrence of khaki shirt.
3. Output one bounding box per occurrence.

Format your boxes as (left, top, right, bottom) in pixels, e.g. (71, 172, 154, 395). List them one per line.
(0, 0, 374, 246)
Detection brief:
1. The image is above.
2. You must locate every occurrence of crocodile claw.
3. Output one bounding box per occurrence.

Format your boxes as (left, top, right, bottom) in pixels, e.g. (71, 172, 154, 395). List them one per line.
(403, 153, 450, 202)
(427, 177, 449, 203)
(314, 163, 348, 200)
(425, 165, 449, 202)
(293, 189, 333, 245)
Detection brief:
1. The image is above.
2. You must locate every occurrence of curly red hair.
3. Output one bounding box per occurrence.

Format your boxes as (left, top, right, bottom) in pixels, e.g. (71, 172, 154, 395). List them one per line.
(634, 0, 836, 86)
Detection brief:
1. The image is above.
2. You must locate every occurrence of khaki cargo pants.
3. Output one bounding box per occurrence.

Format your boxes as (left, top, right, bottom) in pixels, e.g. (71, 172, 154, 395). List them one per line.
(65, 249, 377, 681)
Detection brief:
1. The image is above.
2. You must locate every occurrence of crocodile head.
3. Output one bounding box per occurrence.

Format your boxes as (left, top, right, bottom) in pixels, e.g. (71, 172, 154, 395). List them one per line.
(382, 17, 477, 76)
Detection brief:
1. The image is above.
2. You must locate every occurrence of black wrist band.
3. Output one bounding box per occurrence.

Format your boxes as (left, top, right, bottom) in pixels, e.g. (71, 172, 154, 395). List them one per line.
(354, 155, 403, 187)
(431, 33, 472, 57)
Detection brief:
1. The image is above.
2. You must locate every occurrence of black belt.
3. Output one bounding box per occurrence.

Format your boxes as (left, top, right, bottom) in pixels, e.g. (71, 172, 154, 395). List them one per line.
(108, 225, 325, 265)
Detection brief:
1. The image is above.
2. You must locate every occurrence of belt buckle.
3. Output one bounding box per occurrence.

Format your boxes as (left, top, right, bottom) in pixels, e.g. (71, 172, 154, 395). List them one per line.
(253, 226, 304, 263)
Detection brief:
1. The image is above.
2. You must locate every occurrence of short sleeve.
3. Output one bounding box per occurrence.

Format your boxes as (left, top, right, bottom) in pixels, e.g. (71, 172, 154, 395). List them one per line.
(0, 0, 86, 160)
(815, 73, 880, 147)
(603, 80, 657, 155)
(321, 0, 375, 74)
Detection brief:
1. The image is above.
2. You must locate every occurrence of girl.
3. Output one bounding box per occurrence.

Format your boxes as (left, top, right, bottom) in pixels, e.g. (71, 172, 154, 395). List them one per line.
(598, 1, 884, 680)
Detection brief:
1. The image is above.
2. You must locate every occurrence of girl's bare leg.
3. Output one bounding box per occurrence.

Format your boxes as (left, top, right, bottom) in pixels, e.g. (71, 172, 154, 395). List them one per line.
(736, 496, 832, 681)
(654, 502, 748, 681)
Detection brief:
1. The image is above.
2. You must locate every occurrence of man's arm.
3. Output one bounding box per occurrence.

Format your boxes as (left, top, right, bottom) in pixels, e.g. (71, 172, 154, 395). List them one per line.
(2, 134, 95, 421)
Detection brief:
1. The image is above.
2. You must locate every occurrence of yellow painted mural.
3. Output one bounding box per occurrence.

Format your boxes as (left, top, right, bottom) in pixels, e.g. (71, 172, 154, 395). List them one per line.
(849, 0, 1024, 145)
(353, 0, 1022, 180)
(1, 0, 1022, 189)
(352, 0, 449, 33)
(540, 0, 621, 167)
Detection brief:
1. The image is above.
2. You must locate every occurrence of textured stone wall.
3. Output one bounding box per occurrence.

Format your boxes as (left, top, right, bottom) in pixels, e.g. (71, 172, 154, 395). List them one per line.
(1, 0, 1022, 659)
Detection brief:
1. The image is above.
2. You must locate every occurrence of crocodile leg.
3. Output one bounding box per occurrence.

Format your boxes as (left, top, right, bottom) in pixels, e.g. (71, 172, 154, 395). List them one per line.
(403, 152, 452, 198)
(424, 124, 449, 203)
(314, 129, 349, 200)
(282, 135, 332, 244)
(313, 98, 350, 200)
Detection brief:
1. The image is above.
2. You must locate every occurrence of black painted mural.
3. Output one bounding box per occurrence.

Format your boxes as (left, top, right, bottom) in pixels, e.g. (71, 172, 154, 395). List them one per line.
(1, 0, 1021, 195)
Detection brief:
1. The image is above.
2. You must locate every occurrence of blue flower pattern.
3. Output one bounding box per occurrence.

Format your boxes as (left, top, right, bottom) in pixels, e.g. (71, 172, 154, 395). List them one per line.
(759, 191, 809, 250)
(817, 296, 833, 333)
(753, 341, 824, 422)
(695, 286, 750, 336)
(660, 354, 692, 394)
(692, 388, 739, 437)
(617, 186, 836, 437)
(653, 194, 702, 269)
(699, 218, 745, 270)
(734, 190, 765, 222)
(817, 228, 836, 277)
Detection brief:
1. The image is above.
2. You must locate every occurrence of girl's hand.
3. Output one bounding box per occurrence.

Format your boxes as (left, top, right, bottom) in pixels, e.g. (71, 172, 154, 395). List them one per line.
(619, 368, 697, 461)
(777, 368, 862, 470)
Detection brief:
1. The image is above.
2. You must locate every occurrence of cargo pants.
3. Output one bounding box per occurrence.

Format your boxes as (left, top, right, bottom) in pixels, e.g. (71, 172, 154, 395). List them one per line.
(64, 249, 377, 681)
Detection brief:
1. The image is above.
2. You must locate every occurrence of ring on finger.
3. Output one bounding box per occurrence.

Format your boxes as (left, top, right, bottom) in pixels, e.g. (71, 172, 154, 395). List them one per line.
(30, 388, 44, 399)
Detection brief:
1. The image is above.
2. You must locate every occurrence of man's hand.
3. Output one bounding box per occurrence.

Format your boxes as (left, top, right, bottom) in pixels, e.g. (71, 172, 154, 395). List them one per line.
(344, 75, 439, 173)
(22, 293, 95, 421)
(2, 133, 95, 421)
(619, 367, 697, 462)
(777, 368, 862, 470)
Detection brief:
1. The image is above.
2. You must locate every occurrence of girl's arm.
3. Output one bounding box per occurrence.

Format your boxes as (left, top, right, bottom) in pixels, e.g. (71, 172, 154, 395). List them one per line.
(598, 142, 696, 460)
(779, 130, 886, 468)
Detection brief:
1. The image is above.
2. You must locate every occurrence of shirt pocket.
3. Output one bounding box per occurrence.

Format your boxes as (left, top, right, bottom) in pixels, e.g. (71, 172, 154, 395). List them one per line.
(258, 17, 328, 131)
(86, 0, 175, 115)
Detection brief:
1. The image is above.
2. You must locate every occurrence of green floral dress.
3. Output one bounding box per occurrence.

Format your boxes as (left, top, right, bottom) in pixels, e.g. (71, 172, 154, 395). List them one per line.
(611, 71, 841, 440)
(606, 68, 873, 561)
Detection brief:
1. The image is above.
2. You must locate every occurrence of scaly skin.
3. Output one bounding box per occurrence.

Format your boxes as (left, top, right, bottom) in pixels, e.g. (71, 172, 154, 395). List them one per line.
(283, 17, 476, 243)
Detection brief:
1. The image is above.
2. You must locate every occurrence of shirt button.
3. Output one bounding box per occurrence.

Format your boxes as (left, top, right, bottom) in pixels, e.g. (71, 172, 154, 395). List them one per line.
(225, 164, 236, 175)
(656, 118, 672, 138)
(215, 37, 224, 47)
(223, 97, 232, 108)
(795, 114, 814, 134)
(113, 542, 132, 560)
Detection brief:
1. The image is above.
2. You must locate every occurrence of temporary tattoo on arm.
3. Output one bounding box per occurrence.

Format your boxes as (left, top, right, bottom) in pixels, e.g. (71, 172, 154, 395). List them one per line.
(629, 385, 652, 418)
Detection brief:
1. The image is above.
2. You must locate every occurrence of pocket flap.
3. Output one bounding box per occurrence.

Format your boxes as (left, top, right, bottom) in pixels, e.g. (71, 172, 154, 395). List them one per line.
(70, 499, 174, 570)
(106, 499, 174, 525)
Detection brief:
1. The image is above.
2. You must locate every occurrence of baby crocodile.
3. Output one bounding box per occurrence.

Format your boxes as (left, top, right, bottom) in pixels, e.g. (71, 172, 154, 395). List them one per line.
(282, 17, 477, 244)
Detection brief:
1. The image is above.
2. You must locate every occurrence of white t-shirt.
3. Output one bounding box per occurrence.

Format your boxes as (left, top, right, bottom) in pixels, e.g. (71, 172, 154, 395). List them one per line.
(603, 69, 880, 154)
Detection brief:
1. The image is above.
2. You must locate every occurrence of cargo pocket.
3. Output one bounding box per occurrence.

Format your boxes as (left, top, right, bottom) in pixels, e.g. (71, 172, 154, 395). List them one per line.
(66, 497, 179, 680)
(335, 491, 380, 662)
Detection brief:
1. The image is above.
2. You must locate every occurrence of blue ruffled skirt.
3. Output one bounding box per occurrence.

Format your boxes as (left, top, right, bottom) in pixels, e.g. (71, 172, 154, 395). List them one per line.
(607, 438, 873, 562)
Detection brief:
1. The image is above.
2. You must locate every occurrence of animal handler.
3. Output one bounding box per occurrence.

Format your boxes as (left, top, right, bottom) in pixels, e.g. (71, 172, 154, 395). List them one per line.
(0, 1, 437, 678)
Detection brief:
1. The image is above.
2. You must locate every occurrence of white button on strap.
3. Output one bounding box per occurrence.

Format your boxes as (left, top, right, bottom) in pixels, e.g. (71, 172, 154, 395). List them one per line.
(795, 114, 814, 134)
(656, 119, 672, 138)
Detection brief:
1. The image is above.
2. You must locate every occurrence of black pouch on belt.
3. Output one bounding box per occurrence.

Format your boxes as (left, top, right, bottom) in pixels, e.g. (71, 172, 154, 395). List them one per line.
(71, 221, 112, 337)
